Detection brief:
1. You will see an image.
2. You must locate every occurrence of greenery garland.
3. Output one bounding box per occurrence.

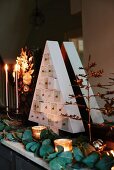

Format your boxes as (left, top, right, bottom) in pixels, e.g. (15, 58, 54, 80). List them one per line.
(0, 119, 114, 170)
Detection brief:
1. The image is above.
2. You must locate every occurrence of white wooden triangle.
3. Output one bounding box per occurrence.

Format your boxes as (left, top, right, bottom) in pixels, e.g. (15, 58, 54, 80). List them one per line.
(29, 40, 85, 133)
(62, 42, 104, 124)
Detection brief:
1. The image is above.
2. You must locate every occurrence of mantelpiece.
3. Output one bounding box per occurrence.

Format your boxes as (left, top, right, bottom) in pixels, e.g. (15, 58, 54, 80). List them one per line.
(1, 140, 49, 170)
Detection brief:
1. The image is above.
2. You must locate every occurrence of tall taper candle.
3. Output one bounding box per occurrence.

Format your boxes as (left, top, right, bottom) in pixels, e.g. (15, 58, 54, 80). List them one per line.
(5, 64, 8, 113)
(15, 64, 19, 114)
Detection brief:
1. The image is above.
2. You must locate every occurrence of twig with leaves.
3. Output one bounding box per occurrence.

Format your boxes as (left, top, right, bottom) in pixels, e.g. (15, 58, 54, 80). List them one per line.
(67, 55, 105, 142)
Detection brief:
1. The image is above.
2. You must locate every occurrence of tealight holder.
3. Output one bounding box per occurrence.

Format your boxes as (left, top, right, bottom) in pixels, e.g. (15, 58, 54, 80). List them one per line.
(107, 150, 114, 170)
(54, 139, 72, 152)
(32, 126, 47, 139)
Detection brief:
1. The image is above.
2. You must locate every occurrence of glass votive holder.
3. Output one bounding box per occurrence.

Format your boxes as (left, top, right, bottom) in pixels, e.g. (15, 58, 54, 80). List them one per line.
(32, 126, 46, 140)
(54, 139, 72, 152)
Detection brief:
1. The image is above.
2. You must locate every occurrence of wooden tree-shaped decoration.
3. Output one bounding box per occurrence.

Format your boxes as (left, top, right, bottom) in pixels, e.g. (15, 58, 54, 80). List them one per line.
(29, 40, 85, 134)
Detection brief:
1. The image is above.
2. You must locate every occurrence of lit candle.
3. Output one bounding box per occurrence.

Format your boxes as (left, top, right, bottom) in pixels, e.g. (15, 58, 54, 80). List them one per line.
(32, 126, 47, 139)
(110, 150, 114, 157)
(4, 64, 8, 113)
(15, 64, 19, 114)
(110, 150, 114, 170)
(54, 139, 72, 152)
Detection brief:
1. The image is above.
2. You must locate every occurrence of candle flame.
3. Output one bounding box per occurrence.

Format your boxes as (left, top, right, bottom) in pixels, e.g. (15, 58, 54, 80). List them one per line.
(110, 150, 114, 157)
(106, 150, 114, 157)
(4, 64, 8, 71)
(106, 151, 110, 156)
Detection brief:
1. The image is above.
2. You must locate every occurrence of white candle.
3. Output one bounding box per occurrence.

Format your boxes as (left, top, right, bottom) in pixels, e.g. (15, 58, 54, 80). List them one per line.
(15, 64, 19, 114)
(4, 64, 8, 112)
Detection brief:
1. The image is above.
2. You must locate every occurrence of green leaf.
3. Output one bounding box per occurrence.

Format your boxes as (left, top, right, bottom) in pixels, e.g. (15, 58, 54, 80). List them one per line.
(0, 134, 4, 141)
(4, 125, 12, 132)
(95, 155, 114, 170)
(73, 147, 85, 161)
(40, 129, 59, 141)
(58, 151, 73, 164)
(69, 162, 88, 169)
(22, 130, 32, 140)
(25, 141, 37, 151)
(22, 130, 33, 145)
(30, 142, 40, 153)
(39, 144, 54, 157)
(11, 132, 21, 142)
(2, 119, 10, 126)
(49, 157, 66, 170)
(34, 143, 41, 157)
(82, 143, 96, 156)
(48, 129, 60, 141)
(6, 133, 16, 141)
(0, 122, 5, 131)
(40, 129, 49, 140)
(44, 145, 64, 162)
(15, 132, 23, 140)
(16, 129, 24, 133)
(42, 139, 51, 145)
(82, 151, 100, 168)
(44, 152, 59, 161)
(56, 145, 64, 153)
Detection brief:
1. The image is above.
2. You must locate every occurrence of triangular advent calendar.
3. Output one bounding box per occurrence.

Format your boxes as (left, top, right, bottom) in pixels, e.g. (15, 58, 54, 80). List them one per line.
(29, 41, 85, 133)
(61, 42, 104, 124)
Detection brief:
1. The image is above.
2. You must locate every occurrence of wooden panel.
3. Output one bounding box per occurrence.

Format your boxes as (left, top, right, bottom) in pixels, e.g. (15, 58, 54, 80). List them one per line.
(0, 157, 12, 170)
(15, 155, 46, 170)
(0, 144, 15, 170)
(0, 144, 13, 161)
